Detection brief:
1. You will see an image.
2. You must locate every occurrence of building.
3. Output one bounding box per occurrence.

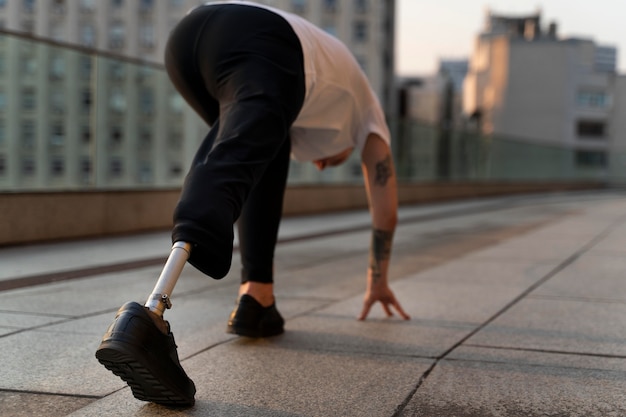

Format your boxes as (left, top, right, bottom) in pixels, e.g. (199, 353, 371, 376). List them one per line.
(463, 9, 622, 175)
(0, 0, 394, 110)
(400, 59, 467, 126)
(395, 59, 468, 180)
(0, 0, 396, 190)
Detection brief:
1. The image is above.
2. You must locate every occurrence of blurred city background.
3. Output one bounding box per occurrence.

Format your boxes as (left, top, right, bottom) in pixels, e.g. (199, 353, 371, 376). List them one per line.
(0, 0, 623, 246)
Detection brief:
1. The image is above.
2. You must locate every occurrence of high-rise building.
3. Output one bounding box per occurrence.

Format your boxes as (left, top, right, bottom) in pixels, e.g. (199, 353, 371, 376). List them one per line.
(0, 0, 394, 110)
(0, 0, 396, 190)
(463, 10, 622, 174)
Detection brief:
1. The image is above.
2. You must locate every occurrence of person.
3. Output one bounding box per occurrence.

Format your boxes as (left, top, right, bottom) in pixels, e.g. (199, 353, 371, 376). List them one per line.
(95, 0, 409, 407)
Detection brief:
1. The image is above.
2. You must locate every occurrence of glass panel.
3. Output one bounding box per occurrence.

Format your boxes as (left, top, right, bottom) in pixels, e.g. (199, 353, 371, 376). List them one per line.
(0, 30, 612, 193)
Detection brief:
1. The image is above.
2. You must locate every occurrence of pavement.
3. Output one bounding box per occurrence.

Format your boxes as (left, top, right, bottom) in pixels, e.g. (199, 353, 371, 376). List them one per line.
(0, 189, 625, 417)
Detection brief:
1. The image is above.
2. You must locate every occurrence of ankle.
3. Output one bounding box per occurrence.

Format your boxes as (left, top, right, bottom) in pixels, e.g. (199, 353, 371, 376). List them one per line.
(239, 282, 275, 307)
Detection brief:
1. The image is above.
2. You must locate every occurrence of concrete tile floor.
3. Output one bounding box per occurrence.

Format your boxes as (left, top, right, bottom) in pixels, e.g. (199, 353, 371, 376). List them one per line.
(1, 191, 625, 416)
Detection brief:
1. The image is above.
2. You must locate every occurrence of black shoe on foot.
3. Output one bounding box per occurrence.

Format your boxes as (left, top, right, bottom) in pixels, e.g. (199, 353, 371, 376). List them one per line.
(95, 301, 196, 407)
(227, 294, 284, 337)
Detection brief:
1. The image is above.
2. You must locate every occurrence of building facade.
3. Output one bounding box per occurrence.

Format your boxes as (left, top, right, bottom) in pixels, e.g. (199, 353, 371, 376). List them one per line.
(463, 10, 622, 174)
(0, 0, 395, 107)
(0, 0, 396, 190)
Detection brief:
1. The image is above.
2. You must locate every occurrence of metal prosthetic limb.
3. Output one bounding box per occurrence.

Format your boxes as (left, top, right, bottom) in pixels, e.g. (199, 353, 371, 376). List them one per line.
(145, 241, 192, 317)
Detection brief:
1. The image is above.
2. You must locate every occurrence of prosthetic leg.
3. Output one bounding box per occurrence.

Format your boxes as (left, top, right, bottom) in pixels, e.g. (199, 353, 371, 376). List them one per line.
(95, 241, 196, 406)
(145, 241, 192, 316)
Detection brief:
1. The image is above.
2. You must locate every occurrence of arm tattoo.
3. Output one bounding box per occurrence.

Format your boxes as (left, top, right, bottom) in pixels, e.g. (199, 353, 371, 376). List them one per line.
(369, 228, 394, 283)
(374, 155, 392, 186)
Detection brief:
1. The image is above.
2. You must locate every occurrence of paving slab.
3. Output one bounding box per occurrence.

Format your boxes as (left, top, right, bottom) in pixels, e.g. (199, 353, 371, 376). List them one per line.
(400, 349, 626, 417)
(69, 340, 433, 417)
(402, 257, 559, 288)
(0, 391, 95, 417)
(466, 297, 626, 356)
(0, 197, 509, 283)
(0, 231, 172, 281)
(533, 253, 626, 301)
(0, 278, 330, 398)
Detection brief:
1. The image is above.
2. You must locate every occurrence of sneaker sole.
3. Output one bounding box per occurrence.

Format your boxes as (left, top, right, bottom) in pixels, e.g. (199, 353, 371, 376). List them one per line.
(96, 340, 194, 407)
(226, 324, 284, 338)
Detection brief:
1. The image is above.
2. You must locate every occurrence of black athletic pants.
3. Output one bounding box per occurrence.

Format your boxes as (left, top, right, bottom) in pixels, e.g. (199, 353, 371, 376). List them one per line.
(164, 4, 305, 283)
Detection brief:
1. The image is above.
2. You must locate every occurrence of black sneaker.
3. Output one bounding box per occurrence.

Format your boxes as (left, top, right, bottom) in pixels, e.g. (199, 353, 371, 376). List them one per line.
(226, 294, 285, 337)
(95, 301, 196, 407)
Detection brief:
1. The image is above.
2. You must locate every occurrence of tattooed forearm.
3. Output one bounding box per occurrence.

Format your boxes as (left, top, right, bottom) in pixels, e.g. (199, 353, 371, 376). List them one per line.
(374, 155, 392, 186)
(369, 228, 394, 283)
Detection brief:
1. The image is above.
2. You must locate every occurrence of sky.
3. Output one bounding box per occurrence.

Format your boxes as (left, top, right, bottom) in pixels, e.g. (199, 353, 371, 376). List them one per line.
(395, 0, 626, 76)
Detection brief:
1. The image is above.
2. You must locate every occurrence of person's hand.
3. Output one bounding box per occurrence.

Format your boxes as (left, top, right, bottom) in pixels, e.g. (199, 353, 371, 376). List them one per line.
(358, 283, 410, 321)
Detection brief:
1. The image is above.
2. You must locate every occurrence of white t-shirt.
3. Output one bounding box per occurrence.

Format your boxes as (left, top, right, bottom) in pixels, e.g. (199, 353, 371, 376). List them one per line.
(199, 1, 391, 162)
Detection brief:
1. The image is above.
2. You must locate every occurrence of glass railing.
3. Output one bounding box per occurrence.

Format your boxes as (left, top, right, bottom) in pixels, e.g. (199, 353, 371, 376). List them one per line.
(392, 120, 609, 183)
(0, 31, 610, 193)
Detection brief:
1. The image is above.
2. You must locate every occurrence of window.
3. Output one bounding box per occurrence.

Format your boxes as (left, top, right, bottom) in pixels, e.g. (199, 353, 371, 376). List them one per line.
(138, 162, 152, 183)
(323, 0, 337, 12)
(109, 88, 126, 113)
(22, 88, 36, 111)
(0, 0, 6, 8)
(139, 89, 154, 115)
(353, 21, 368, 43)
(0, 120, 5, 145)
(21, 157, 35, 176)
(51, 24, 65, 42)
(111, 0, 123, 7)
(109, 22, 125, 49)
(109, 157, 123, 177)
(50, 157, 64, 176)
(110, 126, 123, 147)
(355, 0, 368, 13)
(170, 163, 183, 177)
(21, 49, 37, 75)
(291, 0, 306, 13)
(576, 91, 608, 108)
(137, 66, 155, 82)
(80, 0, 94, 12)
(79, 56, 92, 79)
(50, 90, 65, 113)
(0, 90, 5, 111)
(169, 131, 182, 149)
(52, 0, 65, 13)
(80, 157, 92, 183)
(81, 126, 91, 144)
(80, 25, 95, 47)
(22, 121, 35, 149)
(139, 24, 154, 48)
(50, 125, 64, 147)
(0, 154, 6, 176)
(81, 89, 92, 112)
(139, 128, 152, 148)
(108, 62, 125, 80)
(23, 0, 35, 13)
(21, 19, 34, 33)
(49, 54, 65, 79)
(577, 120, 606, 138)
(81, 157, 92, 175)
(139, 0, 153, 11)
(575, 150, 607, 168)
(170, 94, 184, 113)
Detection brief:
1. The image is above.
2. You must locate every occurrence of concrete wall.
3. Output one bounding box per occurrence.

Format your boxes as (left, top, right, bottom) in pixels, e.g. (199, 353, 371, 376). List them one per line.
(0, 181, 604, 246)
